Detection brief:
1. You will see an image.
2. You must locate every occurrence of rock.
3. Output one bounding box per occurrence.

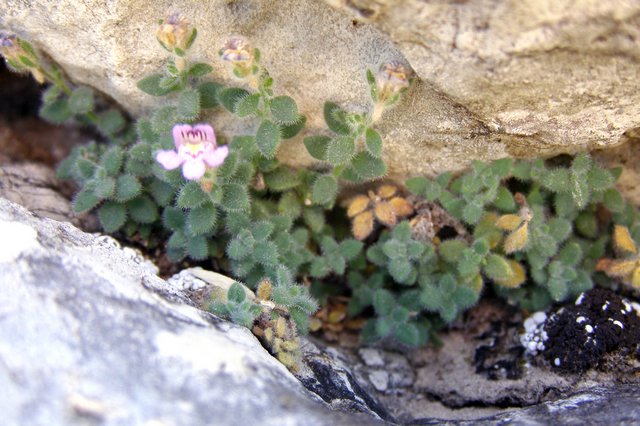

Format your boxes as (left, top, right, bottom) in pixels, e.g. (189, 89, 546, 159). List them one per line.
(415, 385, 640, 425)
(0, 162, 93, 227)
(0, 197, 378, 426)
(1, 1, 639, 181)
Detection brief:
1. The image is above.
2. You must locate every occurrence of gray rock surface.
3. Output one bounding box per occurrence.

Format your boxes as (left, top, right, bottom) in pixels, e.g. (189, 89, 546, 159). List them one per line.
(0, 197, 377, 426)
(1, 1, 639, 181)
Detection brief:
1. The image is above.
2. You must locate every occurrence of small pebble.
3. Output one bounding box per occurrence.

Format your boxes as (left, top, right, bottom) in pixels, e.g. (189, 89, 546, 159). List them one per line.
(368, 371, 389, 392)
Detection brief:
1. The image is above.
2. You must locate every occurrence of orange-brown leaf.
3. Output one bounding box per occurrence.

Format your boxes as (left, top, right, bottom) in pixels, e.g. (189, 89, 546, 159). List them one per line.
(347, 195, 370, 218)
(496, 214, 522, 231)
(495, 260, 526, 288)
(597, 259, 638, 277)
(613, 224, 638, 254)
(504, 223, 529, 254)
(389, 196, 414, 218)
(374, 202, 397, 227)
(632, 267, 640, 288)
(377, 184, 398, 199)
(352, 211, 374, 240)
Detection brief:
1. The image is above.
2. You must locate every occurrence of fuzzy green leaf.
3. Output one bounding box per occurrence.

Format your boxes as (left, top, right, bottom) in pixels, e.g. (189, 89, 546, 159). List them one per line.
(323, 101, 350, 135)
(603, 188, 624, 213)
(128, 142, 152, 162)
(570, 174, 590, 209)
(177, 182, 207, 208)
(512, 161, 531, 180)
(494, 186, 516, 212)
(575, 211, 598, 238)
(547, 218, 572, 243)
(339, 239, 364, 261)
(73, 189, 100, 213)
(558, 242, 582, 266)
(382, 240, 406, 260)
(587, 166, 615, 192)
(372, 289, 395, 315)
(218, 87, 250, 113)
(280, 116, 306, 139)
(39, 99, 71, 123)
(186, 236, 209, 260)
(68, 87, 94, 114)
(263, 168, 301, 192)
(127, 195, 158, 223)
(547, 278, 568, 302)
(462, 202, 484, 225)
(188, 63, 213, 77)
(365, 127, 383, 157)
(311, 174, 338, 205)
(389, 258, 415, 284)
(97, 202, 127, 232)
(490, 158, 513, 177)
(256, 120, 281, 159)
(222, 183, 250, 212)
(115, 174, 142, 202)
(228, 282, 247, 303)
(571, 153, 592, 175)
(176, 89, 201, 121)
(187, 202, 217, 235)
(439, 239, 467, 264)
(325, 136, 355, 165)
(303, 207, 325, 234)
(198, 82, 222, 109)
(348, 152, 386, 181)
(93, 177, 116, 199)
(100, 146, 124, 176)
(97, 109, 125, 136)
(137, 74, 172, 96)
(303, 136, 330, 161)
(234, 93, 261, 117)
(162, 206, 185, 231)
(406, 177, 428, 196)
(252, 222, 275, 241)
(278, 192, 302, 218)
(554, 192, 578, 218)
(395, 322, 421, 346)
(270, 96, 299, 125)
(136, 119, 158, 144)
(483, 254, 512, 281)
(254, 241, 279, 266)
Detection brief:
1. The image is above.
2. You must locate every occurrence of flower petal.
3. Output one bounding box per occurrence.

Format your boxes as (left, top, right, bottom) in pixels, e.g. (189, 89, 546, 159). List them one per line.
(193, 124, 216, 144)
(156, 150, 184, 170)
(203, 145, 229, 168)
(182, 158, 206, 180)
(172, 124, 193, 148)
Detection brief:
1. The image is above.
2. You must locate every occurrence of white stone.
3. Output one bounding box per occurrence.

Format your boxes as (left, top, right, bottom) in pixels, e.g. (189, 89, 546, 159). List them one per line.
(0, 220, 39, 263)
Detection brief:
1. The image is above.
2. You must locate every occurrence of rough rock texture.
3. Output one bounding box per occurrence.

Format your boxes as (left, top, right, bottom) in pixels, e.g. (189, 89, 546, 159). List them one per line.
(0, 197, 377, 426)
(414, 385, 640, 425)
(1, 1, 639, 180)
(0, 162, 88, 226)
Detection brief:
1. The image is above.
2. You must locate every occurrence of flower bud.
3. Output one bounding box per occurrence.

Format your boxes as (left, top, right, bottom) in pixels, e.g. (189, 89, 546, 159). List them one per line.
(219, 37, 253, 64)
(0, 32, 45, 83)
(219, 37, 255, 78)
(375, 61, 413, 102)
(156, 12, 192, 52)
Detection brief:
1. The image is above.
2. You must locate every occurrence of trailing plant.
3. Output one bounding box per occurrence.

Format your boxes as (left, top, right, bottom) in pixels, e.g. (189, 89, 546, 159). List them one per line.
(4, 14, 637, 357)
(0, 15, 412, 361)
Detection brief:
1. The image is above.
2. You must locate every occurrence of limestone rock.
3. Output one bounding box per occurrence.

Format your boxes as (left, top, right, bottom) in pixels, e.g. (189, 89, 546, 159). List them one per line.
(0, 197, 376, 426)
(1, 0, 638, 181)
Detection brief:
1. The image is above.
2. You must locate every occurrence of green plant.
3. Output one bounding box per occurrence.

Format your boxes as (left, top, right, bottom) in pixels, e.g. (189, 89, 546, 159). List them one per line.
(209, 266, 317, 370)
(2, 15, 412, 359)
(5, 13, 636, 357)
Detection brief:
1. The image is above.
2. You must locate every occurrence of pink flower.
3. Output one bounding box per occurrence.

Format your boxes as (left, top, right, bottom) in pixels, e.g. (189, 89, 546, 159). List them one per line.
(156, 124, 229, 180)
